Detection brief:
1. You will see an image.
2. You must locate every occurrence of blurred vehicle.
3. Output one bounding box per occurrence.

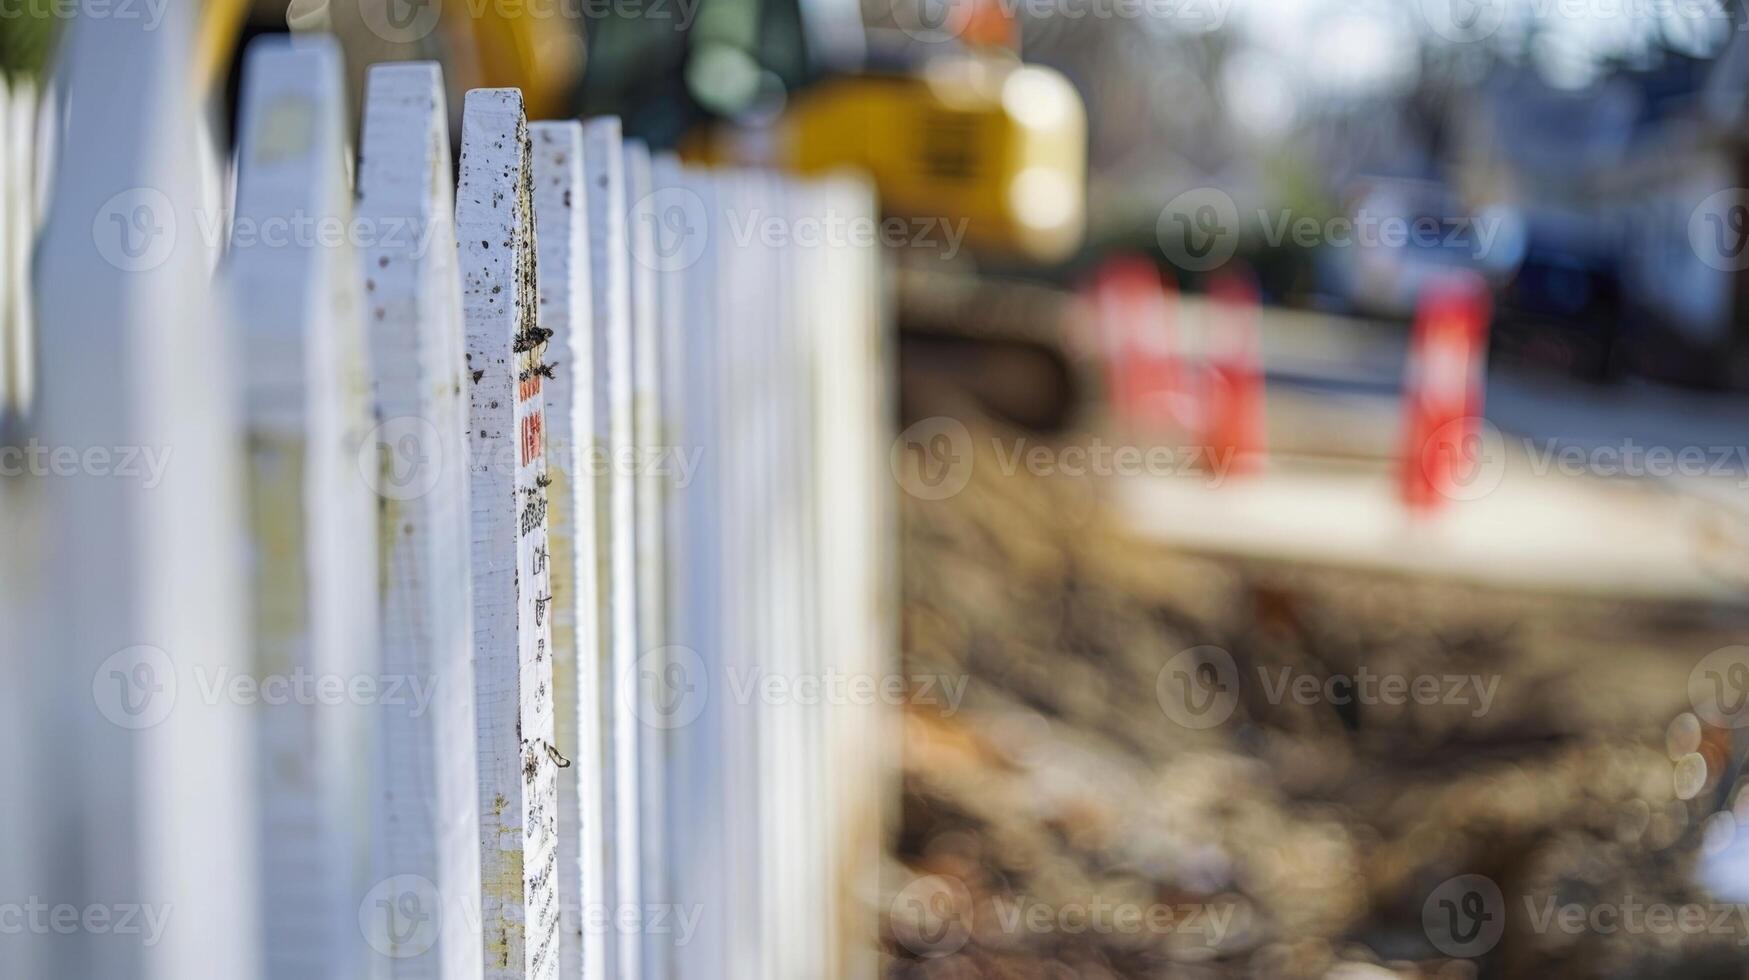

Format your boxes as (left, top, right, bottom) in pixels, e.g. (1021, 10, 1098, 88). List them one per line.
(1613, 172, 1749, 390)
(1452, 42, 1749, 389)
(1317, 178, 1519, 321)
(1491, 210, 1628, 382)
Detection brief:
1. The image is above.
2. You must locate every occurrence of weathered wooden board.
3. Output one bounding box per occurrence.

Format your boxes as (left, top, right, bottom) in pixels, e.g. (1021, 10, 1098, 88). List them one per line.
(771, 179, 821, 980)
(0, 72, 43, 962)
(355, 62, 486, 980)
(806, 177, 892, 980)
(226, 35, 380, 979)
(656, 163, 730, 980)
(18, 39, 894, 977)
(0, 82, 22, 903)
(651, 154, 692, 636)
(527, 117, 603, 980)
(456, 88, 560, 980)
(28, 5, 258, 976)
(622, 137, 671, 978)
(714, 169, 769, 980)
(581, 114, 641, 980)
(752, 174, 797, 979)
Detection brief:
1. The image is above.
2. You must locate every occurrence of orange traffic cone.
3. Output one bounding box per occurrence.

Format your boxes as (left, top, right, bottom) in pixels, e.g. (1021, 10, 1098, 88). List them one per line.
(1200, 270, 1266, 477)
(1088, 256, 1181, 434)
(1399, 272, 1493, 513)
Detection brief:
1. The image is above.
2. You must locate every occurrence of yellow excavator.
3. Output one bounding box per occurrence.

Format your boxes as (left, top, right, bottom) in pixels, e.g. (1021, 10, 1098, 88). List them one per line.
(187, 0, 1088, 426)
(246, 0, 1085, 265)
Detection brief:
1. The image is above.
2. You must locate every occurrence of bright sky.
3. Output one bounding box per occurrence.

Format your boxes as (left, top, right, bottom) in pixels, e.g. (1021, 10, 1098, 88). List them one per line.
(1225, 0, 1735, 91)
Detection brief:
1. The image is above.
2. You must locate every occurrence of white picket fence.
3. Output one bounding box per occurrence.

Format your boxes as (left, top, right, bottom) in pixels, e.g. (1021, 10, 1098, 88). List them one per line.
(0, 15, 889, 980)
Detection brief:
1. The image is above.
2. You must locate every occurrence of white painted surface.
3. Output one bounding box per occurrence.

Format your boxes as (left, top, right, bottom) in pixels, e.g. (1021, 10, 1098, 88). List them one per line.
(768, 181, 816, 980)
(457, 88, 560, 980)
(582, 115, 641, 980)
(226, 35, 380, 980)
(658, 164, 730, 980)
(804, 178, 892, 980)
(29, 5, 259, 977)
(622, 138, 670, 980)
(754, 174, 798, 979)
(714, 170, 768, 980)
(356, 62, 486, 980)
(1, 73, 39, 419)
(0, 73, 13, 419)
(528, 117, 604, 980)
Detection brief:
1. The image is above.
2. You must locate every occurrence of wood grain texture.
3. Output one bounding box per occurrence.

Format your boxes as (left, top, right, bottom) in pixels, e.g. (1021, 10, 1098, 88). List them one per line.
(357, 61, 486, 980)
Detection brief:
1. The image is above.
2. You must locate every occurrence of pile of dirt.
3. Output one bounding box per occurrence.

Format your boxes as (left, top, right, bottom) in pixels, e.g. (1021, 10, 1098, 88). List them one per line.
(883, 411, 1749, 979)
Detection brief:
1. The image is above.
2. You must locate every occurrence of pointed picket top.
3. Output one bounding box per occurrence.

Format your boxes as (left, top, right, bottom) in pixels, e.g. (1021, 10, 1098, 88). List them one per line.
(225, 34, 381, 979)
(29, 5, 258, 977)
(527, 116, 602, 980)
(581, 114, 641, 980)
(355, 61, 486, 980)
(0, 73, 24, 420)
(0, 72, 10, 421)
(0, 77, 33, 968)
(456, 87, 561, 980)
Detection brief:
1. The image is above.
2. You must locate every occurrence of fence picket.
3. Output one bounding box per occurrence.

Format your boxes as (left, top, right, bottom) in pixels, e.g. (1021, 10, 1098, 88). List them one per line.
(581, 115, 642, 980)
(1, 71, 40, 420)
(622, 137, 673, 980)
(716, 170, 769, 980)
(29, 6, 258, 977)
(456, 88, 561, 980)
(17, 45, 893, 977)
(657, 164, 729, 980)
(355, 61, 486, 980)
(226, 35, 380, 979)
(526, 117, 603, 980)
(807, 178, 892, 980)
